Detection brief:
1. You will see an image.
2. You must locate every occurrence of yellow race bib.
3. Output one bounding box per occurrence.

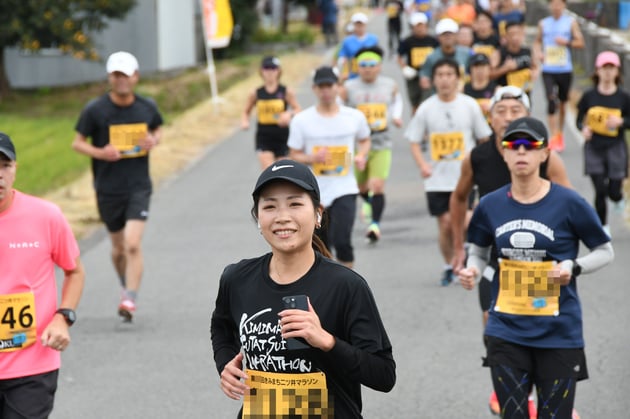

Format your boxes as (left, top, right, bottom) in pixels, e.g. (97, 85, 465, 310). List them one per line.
(429, 132, 465, 161)
(109, 123, 148, 159)
(495, 260, 560, 316)
(0, 292, 37, 352)
(243, 369, 329, 418)
(357, 103, 388, 131)
(506, 68, 532, 91)
(586, 106, 622, 137)
(312, 145, 351, 176)
(257, 99, 285, 125)
(544, 45, 568, 67)
(410, 47, 434, 68)
(386, 3, 399, 18)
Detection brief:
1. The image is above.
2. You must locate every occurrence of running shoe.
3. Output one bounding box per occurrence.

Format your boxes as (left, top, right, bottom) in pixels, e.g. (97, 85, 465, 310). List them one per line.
(549, 133, 565, 152)
(528, 397, 536, 419)
(366, 222, 380, 243)
(361, 202, 372, 224)
(488, 391, 500, 416)
(118, 298, 136, 322)
(440, 267, 454, 286)
(572, 408, 580, 419)
(612, 198, 626, 215)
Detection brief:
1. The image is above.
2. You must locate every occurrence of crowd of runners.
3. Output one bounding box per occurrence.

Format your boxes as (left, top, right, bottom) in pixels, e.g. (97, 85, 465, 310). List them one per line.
(2, 0, 627, 418)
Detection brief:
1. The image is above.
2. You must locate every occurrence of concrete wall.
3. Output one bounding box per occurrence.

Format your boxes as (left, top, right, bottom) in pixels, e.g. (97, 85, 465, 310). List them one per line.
(4, 0, 202, 89)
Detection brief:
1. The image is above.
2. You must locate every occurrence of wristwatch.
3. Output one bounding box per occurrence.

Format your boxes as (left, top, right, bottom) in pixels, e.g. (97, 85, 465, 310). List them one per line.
(572, 260, 582, 277)
(55, 308, 77, 326)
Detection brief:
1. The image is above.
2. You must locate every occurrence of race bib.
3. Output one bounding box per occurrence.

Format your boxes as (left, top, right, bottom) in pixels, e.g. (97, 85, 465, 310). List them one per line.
(495, 260, 560, 316)
(475, 98, 491, 119)
(257, 99, 285, 125)
(429, 132, 465, 161)
(410, 47, 434, 68)
(586, 106, 622, 137)
(109, 123, 148, 159)
(0, 292, 37, 352)
(544, 45, 568, 67)
(506, 68, 532, 91)
(349, 58, 358, 75)
(357, 103, 388, 131)
(243, 369, 329, 418)
(312, 145, 351, 176)
(386, 3, 399, 18)
(473, 44, 495, 59)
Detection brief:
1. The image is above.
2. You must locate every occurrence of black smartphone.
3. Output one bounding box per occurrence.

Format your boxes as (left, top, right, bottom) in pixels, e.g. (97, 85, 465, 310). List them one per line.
(281, 295, 309, 350)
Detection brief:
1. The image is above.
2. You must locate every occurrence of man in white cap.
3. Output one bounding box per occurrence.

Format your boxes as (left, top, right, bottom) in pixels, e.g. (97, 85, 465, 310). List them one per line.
(72, 51, 163, 323)
(419, 18, 472, 92)
(397, 12, 438, 112)
(337, 12, 379, 80)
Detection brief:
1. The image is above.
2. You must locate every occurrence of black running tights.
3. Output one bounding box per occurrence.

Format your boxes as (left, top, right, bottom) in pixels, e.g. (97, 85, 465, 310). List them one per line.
(590, 174, 623, 225)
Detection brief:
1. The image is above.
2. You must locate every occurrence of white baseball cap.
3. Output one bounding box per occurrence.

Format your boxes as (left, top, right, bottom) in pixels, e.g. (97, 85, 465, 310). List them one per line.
(106, 51, 139, 76)
(351, 12, 368, 24)
(409, 12, 428, 26)
(435, 18, 459, 35)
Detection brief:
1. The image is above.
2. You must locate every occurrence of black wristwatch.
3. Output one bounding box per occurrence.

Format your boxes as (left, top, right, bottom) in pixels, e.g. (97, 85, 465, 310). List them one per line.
(55, 308, 76, 326)
(572, 260, 582, 277)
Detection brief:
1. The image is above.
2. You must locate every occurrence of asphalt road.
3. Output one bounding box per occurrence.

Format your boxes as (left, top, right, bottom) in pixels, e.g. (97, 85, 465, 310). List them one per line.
(51, 12, 630, 419)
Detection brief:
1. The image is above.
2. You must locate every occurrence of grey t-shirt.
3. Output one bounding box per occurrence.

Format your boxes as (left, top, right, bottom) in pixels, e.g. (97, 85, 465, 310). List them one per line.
(405, 93, 492, 192)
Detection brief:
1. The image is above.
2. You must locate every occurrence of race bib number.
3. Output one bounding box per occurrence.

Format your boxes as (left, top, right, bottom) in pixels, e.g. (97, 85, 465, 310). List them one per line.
(544, 45, 568, 67)
(429, 132, 465, 161)
(386, 3, 399, 18)
(257, 99, 285, 125)
(357, 103, 388, 131)
(243, 369, 329, 418)
(109, 123, 148, 159)
(586, 106, 622, 137)
(473, 44, 495, 59)
(495, 260, 560, 316)
(349, 58, 358, 75)
(410, 47, 434, 68)
(506, 68, 532, 91)
(0, 292, 37, 352)
(312, 145, 351, 176)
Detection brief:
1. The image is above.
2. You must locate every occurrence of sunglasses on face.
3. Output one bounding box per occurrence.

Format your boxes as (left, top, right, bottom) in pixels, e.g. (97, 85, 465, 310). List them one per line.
(358, 60, 379, 68)
(501, 137, 546, 150)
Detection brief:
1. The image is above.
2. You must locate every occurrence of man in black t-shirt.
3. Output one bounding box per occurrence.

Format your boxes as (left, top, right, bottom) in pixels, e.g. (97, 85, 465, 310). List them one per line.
(72, 51, 163, 322)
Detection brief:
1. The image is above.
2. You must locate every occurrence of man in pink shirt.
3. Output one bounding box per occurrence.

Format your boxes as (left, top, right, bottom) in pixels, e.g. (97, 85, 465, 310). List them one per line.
(0, 132, 85, 418)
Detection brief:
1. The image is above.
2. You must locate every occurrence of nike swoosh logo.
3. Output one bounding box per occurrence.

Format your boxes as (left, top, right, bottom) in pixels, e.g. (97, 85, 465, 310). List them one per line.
(271, 164, 294, 171)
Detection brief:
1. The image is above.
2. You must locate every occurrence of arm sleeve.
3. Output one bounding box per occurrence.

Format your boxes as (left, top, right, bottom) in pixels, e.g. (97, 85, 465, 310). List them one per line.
(390, 91, 404, 120)
(560, 242, 614, 275)
(466, 244, 492, 278)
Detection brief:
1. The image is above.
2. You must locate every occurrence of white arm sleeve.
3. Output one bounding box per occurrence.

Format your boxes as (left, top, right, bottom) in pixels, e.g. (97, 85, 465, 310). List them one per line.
(559, 242, 614, 275)
(466, 243, 492, 279)
(391, 91, 403, 120)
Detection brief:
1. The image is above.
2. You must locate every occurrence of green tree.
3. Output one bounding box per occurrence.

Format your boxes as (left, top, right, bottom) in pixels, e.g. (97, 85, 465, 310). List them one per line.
(0, 0, 136, 99)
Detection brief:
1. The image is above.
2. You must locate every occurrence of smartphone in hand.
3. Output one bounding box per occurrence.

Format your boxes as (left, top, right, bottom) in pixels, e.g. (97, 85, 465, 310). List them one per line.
(282, 295, 309, 350)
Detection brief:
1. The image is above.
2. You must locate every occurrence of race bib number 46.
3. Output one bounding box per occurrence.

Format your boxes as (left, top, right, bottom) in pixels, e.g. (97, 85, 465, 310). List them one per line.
(495, 260, 560, 316)
(109, 123, 148, 159)
(357, 103, 388, 132)
(243, 369, 330, 418)
(0, 292, 37, 352)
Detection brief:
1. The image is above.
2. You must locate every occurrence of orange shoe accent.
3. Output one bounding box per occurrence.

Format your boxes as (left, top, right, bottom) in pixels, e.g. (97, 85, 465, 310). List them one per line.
(572, 408, 580, 419)
(488, 391, 500, 415)
(549, 133, 565, 152)
(528, 397, 537, 419)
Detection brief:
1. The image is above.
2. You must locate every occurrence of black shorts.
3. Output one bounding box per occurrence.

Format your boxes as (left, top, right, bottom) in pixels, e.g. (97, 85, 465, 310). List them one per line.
(97, 189, 151, 233)
(542, 72, 572, 103)
(426, 191, 451, 216)
(484, 336, 589, 382)
(256, 131, 289, 158)
(584, 141, 629, 179)
(0, 369, 58, 418)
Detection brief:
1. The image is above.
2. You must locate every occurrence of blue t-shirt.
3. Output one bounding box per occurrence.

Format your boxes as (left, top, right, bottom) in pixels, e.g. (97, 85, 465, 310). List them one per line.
(338, 34, 379, 79)
(467, 183, 610, 348)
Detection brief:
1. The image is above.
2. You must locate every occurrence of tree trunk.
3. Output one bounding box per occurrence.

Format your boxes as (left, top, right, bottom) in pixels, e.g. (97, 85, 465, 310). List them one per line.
(281, 0, 289, 34)
(0, 47, 11, 100)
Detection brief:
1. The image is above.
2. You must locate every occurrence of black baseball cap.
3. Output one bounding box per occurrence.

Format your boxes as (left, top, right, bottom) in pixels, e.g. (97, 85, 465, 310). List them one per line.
(503, 117, 548, 145)
(312, 66, 339, 85)
(469, 53, 490, 67)
(253, 159, 320, 200)
(261, 56, 281, 68)
(0, 132, 16, 161)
